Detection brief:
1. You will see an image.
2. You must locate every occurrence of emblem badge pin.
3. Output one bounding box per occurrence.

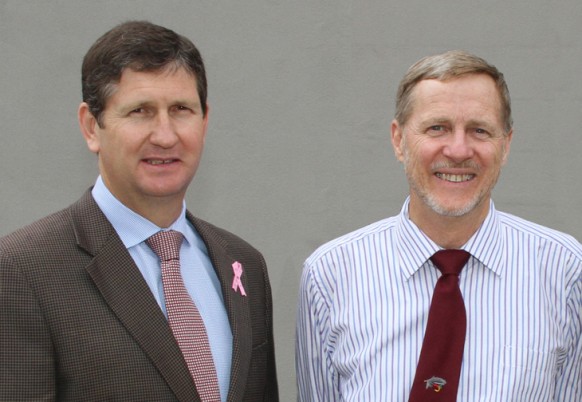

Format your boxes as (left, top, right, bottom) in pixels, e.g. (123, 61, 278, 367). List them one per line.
(424, 376, 447, 392)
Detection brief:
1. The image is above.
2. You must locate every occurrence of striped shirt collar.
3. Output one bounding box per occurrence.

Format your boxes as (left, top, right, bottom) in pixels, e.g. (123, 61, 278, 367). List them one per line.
(396, 197, 506, 279)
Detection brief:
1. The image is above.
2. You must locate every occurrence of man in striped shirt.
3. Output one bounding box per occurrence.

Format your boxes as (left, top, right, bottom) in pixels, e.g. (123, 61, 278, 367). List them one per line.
(296, 50, 581, 401)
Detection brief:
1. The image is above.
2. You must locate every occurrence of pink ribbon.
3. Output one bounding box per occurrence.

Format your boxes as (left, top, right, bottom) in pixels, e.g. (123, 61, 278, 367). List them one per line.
(231, 261, 247, 296)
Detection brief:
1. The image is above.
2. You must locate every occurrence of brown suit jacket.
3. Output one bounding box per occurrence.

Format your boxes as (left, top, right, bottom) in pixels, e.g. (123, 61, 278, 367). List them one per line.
(0, 190, 278, 401)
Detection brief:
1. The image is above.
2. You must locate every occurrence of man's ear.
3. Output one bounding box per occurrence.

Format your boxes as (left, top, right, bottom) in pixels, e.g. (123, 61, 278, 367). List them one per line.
(501, 129, 513, 165)
(78, 102, 100, 154)
(391, 119, 405, 163)
(201, 103, 210, 144)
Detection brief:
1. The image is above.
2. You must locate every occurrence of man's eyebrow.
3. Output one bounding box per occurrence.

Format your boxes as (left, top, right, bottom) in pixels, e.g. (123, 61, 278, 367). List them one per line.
(116, 98, 202, 110)
(465, 118, 497, 129)
(419, 117, 497, 128)
(172, 99, 202, 108)
(116, 100, 153, 110)
(419, 117, 451, 126)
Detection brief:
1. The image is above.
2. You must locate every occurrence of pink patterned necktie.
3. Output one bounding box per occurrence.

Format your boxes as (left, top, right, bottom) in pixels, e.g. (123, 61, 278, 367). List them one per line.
(146, 230, 221, 402)
(408, 249, 471, 402)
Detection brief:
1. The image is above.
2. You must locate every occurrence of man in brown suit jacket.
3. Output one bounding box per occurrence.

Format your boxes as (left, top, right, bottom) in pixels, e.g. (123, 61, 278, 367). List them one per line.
(0, 21, 278, 401)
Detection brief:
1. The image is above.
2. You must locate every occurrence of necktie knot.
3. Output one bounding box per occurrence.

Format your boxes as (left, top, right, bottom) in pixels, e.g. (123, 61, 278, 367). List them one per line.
(430, 249, 470, 276)
(146, 230, 184, 262)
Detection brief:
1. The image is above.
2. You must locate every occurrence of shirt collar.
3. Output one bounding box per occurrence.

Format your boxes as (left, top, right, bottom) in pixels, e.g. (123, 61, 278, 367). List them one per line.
(395, 197, 505, 278)
(463, 200, 505, 276)
(91, 176, 193, 249)
(395, 197, 441, 278)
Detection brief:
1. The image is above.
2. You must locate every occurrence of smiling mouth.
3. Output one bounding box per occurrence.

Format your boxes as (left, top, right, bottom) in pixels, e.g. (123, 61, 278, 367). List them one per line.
(435, 172, 474, 182)
(146, 159, 176, 165)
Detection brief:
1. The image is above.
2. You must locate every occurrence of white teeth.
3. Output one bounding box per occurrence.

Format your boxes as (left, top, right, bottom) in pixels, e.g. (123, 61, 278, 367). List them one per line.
(148, 159, 173, 165)
(436, 173, 473, 182)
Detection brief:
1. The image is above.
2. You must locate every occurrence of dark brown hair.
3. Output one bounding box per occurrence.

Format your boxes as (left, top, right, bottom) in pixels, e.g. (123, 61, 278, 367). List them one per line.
(82, 20, 207, 126)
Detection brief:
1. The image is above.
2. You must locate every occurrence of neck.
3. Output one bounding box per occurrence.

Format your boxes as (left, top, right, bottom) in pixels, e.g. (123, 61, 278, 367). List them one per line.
(118, 194, 184, 228)
(100, 177, 185, 228)
(139, 201, 183, 228)
(408, 198, 490, 249)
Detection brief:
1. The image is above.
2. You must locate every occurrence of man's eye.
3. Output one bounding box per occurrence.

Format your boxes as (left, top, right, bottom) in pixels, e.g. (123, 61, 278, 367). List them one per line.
(174, 105, 192, 112)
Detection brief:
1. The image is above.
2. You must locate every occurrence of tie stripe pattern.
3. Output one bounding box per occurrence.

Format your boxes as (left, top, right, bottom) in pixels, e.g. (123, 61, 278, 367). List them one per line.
(146, 230, 221, 402)
(408, 249, 471, 402)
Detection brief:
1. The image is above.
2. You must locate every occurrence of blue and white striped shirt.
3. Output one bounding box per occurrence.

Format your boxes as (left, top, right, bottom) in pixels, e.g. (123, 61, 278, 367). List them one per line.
(296, 198, 581, 401)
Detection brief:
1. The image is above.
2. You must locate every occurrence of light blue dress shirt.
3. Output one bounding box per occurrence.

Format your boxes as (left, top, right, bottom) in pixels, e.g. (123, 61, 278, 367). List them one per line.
(92, 176, 232, 401)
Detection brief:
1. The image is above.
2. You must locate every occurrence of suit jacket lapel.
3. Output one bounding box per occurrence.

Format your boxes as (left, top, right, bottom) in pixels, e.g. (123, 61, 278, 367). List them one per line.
(189, 213, 253, 402)
(71, 191, 200, 402)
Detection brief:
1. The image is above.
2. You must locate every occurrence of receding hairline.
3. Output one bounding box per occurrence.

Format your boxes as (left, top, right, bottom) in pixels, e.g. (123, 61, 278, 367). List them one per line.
(402, 73, 508, 133)
(394, 50, 513, 133)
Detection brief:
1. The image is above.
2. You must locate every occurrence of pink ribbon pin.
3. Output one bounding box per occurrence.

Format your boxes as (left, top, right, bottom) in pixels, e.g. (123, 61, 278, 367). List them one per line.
(231, 261, 247, 296)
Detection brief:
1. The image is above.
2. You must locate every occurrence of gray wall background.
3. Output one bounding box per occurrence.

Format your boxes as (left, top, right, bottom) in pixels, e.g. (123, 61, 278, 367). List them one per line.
(1, 1, 581, 400)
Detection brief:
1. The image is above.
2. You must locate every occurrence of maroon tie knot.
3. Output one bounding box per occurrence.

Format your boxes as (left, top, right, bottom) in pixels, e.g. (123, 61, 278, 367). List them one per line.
(146, 230, 184, 262)
(430, 249, 470, 276)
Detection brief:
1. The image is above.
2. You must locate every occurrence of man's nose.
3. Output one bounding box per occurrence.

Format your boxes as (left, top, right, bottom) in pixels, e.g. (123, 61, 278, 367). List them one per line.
(149, 113, 178, 147)
(442, 129, 474, 161)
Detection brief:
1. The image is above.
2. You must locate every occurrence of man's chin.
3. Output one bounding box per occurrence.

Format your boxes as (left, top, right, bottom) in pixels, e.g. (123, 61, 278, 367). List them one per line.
(426, 197, 480, 218)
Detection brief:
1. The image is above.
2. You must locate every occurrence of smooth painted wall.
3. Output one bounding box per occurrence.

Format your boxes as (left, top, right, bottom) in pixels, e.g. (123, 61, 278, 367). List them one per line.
(1, 1, 581, 399)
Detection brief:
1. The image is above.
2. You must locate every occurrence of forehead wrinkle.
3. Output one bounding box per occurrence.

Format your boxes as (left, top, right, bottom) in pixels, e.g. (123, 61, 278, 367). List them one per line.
(416, 100, 501, 128)
(412, 76, 503, 116)
(109, 84, 200, 108)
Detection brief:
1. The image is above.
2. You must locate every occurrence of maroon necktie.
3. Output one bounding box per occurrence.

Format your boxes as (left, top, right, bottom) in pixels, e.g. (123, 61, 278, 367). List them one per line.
(146, 230, 221, 402)
(408, 249, 471, 402)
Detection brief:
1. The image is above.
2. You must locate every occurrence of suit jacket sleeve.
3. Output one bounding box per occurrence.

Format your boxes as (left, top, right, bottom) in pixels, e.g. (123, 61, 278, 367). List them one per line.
(1, 224, 57, 401)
